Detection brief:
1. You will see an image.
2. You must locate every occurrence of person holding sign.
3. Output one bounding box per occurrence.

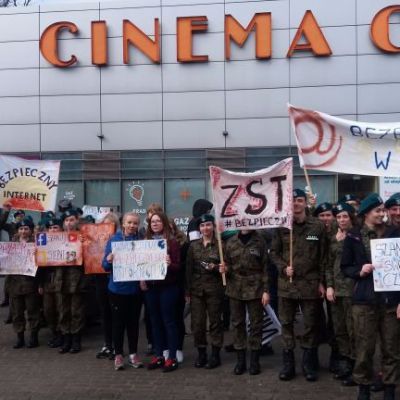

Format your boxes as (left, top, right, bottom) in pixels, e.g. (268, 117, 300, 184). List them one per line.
(341, 193, 400, 400)
(325, 203, 357, 385)
(222, 229, 270, 376)
(7, 217, 40, 349)
(186, 214, 224, 370)
(142, 211, 181, 373)
(58, 209, 88, 354)
(37, 217, 64, 348)
(102, 212, 143, 371)
(270, 189, 326, 382)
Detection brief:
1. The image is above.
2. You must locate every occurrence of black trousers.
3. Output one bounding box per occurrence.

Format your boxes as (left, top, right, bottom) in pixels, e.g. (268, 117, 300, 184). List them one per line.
(109, 292, 142, 355)
(95, 275, 113, 348)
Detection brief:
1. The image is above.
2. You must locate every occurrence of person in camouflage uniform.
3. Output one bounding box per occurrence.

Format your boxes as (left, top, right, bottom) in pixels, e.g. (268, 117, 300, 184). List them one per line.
(37, 217, 64, 348)
(341, 193, 400, 400)
(58, 209, 88, 354)
(326, 203, 357, 385)
(7, 217, 40, 349)
(223, 229, 270, 375)
(270, 189, 326, 382)
(186, 214, 224, 369)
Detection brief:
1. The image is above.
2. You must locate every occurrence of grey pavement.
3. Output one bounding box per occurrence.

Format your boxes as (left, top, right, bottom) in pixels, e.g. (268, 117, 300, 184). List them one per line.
(0, 279, 386, 400)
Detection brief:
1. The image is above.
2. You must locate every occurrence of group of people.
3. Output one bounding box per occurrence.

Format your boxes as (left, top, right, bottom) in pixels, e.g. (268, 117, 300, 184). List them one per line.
(0, 191, 399, 400)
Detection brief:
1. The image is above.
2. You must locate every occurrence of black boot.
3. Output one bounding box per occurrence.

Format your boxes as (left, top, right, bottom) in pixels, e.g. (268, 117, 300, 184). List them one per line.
(13, 332, 25, 349)
(59, 334, 71, 354)
(233, 350, 247, 375)
(334, 356, 352, 380)
(341, 358, 356, 386)
(26, 331, 39, 348)
(70, 333, 81, 353)
(205, 346, 221, 369)
(302, 348, 318, 382)
(357, 385, 370, 400)
(249, 350, 261, 375)
(383, 385, 396, 400)
(49, 331, 63, 348)
(194, 347, 208, 368)
(329, 349, 341, 374)
(279, 349, 295, 381)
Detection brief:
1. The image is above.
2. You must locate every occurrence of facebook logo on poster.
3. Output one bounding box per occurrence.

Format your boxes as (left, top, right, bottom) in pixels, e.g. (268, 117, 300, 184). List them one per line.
(36, 233, 47, 246)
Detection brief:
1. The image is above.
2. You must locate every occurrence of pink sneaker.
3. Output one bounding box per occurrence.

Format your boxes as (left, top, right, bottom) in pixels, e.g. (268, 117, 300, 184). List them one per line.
(114, 354, 124, 371)
(128, 354, 144, 368)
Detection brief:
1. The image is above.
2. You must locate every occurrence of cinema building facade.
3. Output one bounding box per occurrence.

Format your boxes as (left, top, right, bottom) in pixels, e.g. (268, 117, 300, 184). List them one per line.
(0, 0, 399, 228)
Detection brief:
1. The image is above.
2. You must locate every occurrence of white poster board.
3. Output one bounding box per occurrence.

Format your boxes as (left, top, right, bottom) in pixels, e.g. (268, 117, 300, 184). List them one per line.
(0, 242, 37, 277)
(112, 239, 167, 282)
(246, 305, 282, 345)
(370, 238, 400, 291)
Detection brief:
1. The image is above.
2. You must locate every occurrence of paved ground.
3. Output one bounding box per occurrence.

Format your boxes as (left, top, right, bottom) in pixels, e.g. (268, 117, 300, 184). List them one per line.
(0, 278, 391, 400)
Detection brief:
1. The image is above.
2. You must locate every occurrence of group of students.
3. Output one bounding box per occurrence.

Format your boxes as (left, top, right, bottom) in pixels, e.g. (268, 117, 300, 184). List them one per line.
(0, 191, 400, 400)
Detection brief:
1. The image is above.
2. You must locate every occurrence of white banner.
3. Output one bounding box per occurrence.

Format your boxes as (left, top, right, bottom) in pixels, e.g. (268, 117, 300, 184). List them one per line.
(379, 176, 400, 201)
(209, 158, 293, 231)
(82, 205, 112, 222)
(247, 305, 282, 345)
(112, 239, 167, 282)
(0, 154, 60, 212)
(370, 238, 400, 291)
(289, 104, 400, 177)
(0, 242, 37, 277)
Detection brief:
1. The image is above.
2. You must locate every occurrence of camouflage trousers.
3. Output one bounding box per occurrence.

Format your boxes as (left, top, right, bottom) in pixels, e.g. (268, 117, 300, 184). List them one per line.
(279, 297, 320, 350)
(58, 292, 86, 335)
(43, 291, 61, 332)
(10, 293, 40, 334)
(352, 304, 400, 385)
(331, 296, 354, 359)
(230, 297, 263, 351)
(191, 290, 224, 348)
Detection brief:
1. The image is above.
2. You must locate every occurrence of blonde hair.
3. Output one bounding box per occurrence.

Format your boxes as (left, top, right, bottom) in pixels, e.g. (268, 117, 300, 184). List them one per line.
(122, 212, 140, 224)
(100, 212, 121, 230)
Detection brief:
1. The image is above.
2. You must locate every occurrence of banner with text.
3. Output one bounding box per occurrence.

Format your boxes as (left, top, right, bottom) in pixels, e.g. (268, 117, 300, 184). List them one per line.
(36, 231, 83, 266)
(370, 238, 400, 291)
(289, 104, 400, 176)
(81, 223, 115, 274)
(112, 239, 167, 282)
(209, 158, 293, 231)
(0, 242, 37, 277)
(0, 154, 60, 211)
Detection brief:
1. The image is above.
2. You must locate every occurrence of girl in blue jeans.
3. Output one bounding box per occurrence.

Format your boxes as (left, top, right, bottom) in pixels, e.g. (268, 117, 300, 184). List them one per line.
(141, 211, 181, 373)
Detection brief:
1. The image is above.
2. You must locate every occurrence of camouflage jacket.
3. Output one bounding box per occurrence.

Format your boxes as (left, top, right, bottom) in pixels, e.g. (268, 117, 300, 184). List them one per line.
(326, 234, 354, 297)
(270, 215, 326, 299)
(186, 237, 224, 296)
(224, 231, 269, 301)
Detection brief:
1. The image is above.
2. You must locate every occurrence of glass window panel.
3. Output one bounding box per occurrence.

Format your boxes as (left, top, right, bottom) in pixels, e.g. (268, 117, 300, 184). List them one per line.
(42, 152, 82, 180)
(294, 175, 336, 204)
(85, 180, 121, 210)
(165, 179, 205, 233)
(122, 179, 163, 225)
(56, 181, 84, 209)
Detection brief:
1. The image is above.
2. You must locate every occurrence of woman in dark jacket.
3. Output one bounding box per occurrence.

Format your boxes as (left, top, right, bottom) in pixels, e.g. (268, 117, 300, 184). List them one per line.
(341, 193, 400, 400)
(141, 211, 181, 372)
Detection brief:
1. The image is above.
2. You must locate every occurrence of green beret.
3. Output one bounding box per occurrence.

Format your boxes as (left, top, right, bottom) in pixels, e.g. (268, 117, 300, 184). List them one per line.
(384, 193, 400, 209)
(358, 193, 383, 216)
(45, 218, 63, 229)
(333, 202, 355, 216)
(16, 217, 34, 230)
(293, 188, 307, 199)
(197, 214, 215, 227)
(339, 194, 359, 203)
(13, 210, 25, 218)
(61, 209, 79, 221)
(313, 202, 333, 217)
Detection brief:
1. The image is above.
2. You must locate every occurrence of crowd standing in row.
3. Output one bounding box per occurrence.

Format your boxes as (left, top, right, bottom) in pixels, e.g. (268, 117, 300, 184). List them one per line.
(0, 192, 399, 400)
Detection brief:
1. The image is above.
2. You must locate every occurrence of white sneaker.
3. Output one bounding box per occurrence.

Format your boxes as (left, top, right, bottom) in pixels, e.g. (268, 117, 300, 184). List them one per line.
(176, 350, 184, 363)
(163, 349, 169, 360)
(114, 354, 124, 371)
(128, 353, 144, 368)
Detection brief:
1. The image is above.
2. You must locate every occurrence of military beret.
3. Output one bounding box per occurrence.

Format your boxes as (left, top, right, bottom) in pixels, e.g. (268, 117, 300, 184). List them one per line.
(61, 209, 79, 221)
(333, 202, 355, 216)
(384, 193, 400, 209)
(82, 215, 95, 224)
(221, 230, 238, 241)
(197, 214, 215, 227)
(293, 188, 307, 199)
(13, 209, 25, 218)
(58, 199, 73, 213)
(313, 202, 333, 217)
(339, 194, 359, 204)
(16, 217, 34, 230)
(45, 218, 63, 229)
(358, 193, 383, 216)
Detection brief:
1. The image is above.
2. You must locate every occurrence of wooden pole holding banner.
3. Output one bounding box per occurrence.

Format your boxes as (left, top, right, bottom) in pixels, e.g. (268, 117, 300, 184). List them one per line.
(289, 229, 293, 284)
(215, 227, 227, 287)
(303, 165, 314, 198)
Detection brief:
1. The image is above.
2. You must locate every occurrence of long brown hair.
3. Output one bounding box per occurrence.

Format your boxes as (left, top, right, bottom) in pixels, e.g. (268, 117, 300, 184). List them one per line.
(146, 211, 172, 240)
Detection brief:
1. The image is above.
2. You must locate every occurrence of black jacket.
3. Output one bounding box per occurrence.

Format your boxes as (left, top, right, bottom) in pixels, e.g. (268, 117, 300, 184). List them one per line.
(341, 225, 400, 307)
